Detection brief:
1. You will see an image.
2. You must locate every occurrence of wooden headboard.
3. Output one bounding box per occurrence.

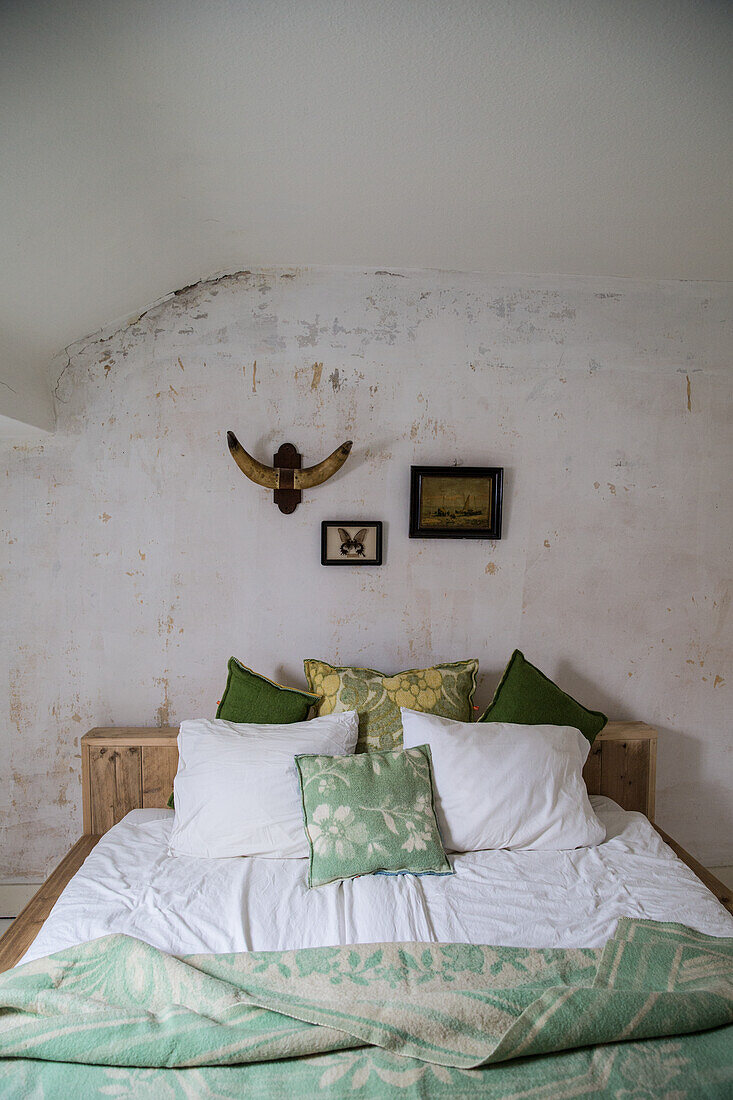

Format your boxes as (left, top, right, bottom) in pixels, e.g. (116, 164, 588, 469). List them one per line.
(80, 721, 658, 836)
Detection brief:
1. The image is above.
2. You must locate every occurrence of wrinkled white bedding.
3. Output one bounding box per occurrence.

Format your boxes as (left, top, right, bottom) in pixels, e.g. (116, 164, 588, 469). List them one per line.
(19, 796, 733, 966)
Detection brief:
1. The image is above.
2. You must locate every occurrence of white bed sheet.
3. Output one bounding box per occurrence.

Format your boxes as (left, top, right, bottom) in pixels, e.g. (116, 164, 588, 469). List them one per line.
(19, 796, 733, 966)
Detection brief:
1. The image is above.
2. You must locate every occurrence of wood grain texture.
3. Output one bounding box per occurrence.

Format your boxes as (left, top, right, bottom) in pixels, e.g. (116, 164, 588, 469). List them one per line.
(600, 738, 651, 815)
(600, 721, 657, 742)
(653, 825, 733, 916)
(646, 736, 657, 821)
(142, 745, 178, 808)
(84, 727, 179, 746)
(582, 740, 602, 793)
(585, 731, 655, 819)
(81, 741, 91, 834)
(80, 721, 657, 746)
(0, 835, 101, 972)
(89, 745, 142, 834)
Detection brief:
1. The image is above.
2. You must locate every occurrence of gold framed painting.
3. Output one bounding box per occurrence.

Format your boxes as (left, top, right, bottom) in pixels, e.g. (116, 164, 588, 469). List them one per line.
(409, 466, 503, 539)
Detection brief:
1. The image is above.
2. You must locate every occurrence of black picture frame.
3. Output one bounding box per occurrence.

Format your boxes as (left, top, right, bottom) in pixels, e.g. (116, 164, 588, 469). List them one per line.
(321, 521, 383, 565)
(409, 466, 503, 539)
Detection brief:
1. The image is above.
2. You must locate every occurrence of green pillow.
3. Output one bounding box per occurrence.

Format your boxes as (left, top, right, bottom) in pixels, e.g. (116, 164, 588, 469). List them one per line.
(217, 658, 320, 724)
(295, 744, 452, 887)
(479, 649, 607, 744)
(303, 658, 478, 752)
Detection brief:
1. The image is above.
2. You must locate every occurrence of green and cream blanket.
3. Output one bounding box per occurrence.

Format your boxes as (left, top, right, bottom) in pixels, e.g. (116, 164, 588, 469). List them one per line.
(1, 919, 731, 1098)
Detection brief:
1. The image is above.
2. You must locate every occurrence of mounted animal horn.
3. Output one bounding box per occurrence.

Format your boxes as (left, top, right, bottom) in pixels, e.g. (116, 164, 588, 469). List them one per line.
(227, 432, 353, 513)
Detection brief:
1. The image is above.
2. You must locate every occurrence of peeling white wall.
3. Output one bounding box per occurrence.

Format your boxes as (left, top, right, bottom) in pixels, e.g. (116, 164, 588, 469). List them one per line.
(1, 268, 731, 878)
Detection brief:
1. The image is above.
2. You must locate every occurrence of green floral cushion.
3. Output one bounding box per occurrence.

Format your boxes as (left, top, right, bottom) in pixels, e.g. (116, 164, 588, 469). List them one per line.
(295, 745, 453, 887)
(303, 658, 478, 752)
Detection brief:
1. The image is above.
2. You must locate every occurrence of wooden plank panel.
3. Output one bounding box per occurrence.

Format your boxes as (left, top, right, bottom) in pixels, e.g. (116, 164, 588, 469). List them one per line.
(82, 723, 657, 744)
(82, 722, 657, 745)
(582, 741, 602, 796)
(83, 727, 179, 747)
(653, 825, 733, 916)
(601, 738, 650, 815)
(647, 737, 657, 821)
(0, 836, 101, 972)
(81, 724, 659, 823)
(81, 741, 91, 834)
(142, 745, 178, 808)
(600, 721, 657, 742)
(90, 746, 142, 834)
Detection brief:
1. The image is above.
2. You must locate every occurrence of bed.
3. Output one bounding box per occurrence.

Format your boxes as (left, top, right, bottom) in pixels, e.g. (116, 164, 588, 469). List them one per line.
(13, 796, 733, 964)
(1, 721, 732, 1098)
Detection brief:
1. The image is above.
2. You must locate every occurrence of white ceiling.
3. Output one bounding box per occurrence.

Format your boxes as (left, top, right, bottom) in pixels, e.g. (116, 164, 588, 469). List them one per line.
(1, 0, 731, 431)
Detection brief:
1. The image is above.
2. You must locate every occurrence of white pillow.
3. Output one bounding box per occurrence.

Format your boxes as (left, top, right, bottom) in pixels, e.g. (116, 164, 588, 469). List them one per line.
(400, 709, 605, 853)
(169, 712, 358, 858)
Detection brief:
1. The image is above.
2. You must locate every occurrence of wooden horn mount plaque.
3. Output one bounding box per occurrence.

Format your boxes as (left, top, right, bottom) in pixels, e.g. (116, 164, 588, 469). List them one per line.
(226, 431, 353, 512)
(273, 442, 301, 514)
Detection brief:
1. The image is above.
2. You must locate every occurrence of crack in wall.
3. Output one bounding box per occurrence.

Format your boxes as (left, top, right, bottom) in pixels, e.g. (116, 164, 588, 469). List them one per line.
(52, 348, 72, 405)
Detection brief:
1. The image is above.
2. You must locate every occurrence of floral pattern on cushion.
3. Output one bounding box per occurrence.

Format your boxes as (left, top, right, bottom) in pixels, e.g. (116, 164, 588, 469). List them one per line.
(304, 659, 478, 752)
(295, 745, 453, 887)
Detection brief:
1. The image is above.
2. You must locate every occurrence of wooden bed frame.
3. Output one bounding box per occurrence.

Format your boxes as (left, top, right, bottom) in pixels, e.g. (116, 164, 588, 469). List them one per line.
(1, 721, 731, 971)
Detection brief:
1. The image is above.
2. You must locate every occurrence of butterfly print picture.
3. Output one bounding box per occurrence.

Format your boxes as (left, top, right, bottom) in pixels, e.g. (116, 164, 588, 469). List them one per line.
(338, 527, 368, 556)
(321, 521, 383, 566)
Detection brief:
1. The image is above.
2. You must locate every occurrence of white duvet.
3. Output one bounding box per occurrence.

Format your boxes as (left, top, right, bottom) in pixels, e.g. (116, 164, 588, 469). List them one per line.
(19, 796, 733, 966)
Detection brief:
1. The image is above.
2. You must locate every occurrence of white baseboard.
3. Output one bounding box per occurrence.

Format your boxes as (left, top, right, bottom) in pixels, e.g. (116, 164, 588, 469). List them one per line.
(0, 883, 43, 918)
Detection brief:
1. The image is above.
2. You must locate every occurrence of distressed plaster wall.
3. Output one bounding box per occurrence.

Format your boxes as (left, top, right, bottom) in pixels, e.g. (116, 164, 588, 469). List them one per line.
(1, 268, 731, 877)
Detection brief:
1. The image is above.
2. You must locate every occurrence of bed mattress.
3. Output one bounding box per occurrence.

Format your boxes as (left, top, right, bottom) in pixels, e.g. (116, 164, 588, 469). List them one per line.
(19, 796, 733, 966)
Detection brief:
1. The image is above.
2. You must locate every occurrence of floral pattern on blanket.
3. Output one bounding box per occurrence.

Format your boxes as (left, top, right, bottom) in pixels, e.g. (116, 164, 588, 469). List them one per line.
(296, 745, 452, 885)
(4, 1038, 716, 1099)
(1, 920, 732, 1099)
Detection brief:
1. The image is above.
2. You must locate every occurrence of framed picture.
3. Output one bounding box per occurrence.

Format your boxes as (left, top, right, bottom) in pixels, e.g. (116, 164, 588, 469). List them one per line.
(409, 466, 503, 539)
(321, 521, 383, 565)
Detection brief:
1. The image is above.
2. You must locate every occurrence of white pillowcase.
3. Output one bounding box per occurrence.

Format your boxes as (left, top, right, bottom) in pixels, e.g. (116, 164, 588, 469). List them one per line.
(169, 712, 358, 858)
(400, 709, 605, 853)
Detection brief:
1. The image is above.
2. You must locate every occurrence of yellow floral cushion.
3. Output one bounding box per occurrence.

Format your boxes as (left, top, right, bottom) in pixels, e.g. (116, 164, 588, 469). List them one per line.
(303, 658, 479, 752)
